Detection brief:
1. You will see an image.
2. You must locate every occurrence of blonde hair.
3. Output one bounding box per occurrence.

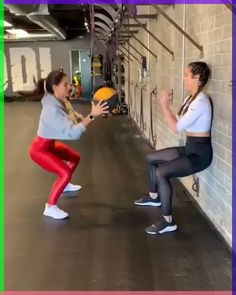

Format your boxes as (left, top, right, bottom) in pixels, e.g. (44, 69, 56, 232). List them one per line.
(63, 98, 83, 124)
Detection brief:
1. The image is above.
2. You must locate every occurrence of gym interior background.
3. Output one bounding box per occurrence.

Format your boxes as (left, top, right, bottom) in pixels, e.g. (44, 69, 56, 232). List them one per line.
(4, 3, 232, 291)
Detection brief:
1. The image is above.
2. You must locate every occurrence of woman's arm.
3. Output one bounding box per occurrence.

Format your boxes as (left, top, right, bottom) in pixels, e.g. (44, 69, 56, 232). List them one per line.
(40, 106, 87, 140)
(39, 100, 108, 140)
(81, 115, 94, 127)
(159, 90, 178, 133)
(160, 90, 206, 133)
(161, 105, 178, 133)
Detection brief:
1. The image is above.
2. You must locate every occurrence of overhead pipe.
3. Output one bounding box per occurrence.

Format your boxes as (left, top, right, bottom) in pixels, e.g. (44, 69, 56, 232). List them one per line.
(95, 4, 117, 21)
(27, 14, 66, 40)
(5, 4, 39, 15)
(95, 28, 108, 38)
(94, 13, 114, 28)
(5, 4, 66, 40)
(94, 21, 111, 33)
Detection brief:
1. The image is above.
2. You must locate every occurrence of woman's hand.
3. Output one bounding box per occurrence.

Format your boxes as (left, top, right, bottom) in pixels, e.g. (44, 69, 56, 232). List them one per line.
(159, 89, 172, 109)
(91, 100, 109, 117)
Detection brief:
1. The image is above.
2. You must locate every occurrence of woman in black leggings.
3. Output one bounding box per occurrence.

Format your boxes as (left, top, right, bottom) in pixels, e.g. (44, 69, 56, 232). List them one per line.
(134, 61, 213, 235)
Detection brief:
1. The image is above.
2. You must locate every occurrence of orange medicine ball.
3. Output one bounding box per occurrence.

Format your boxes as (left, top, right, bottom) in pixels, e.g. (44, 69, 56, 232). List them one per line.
(93, 87, 117, 101)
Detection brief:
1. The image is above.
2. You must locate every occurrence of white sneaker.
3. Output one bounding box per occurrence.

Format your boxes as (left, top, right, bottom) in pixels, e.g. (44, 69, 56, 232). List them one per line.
(43, 204, 69, 219)
(63, 183, 82, 192)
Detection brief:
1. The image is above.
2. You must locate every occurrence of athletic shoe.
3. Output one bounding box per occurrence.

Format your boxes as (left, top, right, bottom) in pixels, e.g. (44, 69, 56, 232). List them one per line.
(43, 204, 69, 219)
(145, 215, 177, 235)
(134, 194, 161, 207)
(63, 183, 82, 192)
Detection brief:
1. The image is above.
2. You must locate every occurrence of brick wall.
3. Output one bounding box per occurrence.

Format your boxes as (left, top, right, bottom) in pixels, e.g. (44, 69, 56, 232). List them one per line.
(124, 4, 232, 245)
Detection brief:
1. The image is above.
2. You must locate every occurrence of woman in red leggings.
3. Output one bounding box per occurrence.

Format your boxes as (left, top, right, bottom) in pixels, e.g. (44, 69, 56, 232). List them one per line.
(29, 70, 108, 219)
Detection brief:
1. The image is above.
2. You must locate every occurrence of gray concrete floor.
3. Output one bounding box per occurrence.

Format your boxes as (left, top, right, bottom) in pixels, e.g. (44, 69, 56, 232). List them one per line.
(5, 101, 231, 291)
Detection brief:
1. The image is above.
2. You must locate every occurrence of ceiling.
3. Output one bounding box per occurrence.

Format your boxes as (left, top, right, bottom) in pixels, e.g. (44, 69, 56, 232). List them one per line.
(4, 4, 120, 42)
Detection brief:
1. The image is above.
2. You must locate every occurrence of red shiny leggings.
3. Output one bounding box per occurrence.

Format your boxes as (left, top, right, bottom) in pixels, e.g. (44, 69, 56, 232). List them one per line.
(29, 136, 80, 205)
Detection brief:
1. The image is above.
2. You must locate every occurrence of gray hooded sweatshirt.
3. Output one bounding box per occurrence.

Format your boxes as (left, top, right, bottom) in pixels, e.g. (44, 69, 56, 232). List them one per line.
(37, 93, 86, 140)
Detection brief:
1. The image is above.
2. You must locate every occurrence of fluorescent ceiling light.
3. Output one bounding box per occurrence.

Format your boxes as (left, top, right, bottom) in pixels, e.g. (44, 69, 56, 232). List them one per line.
(4, 21, 13, 27)
(6, 29, 29, 37)
(5, 31, 54, 39)
(24, 33, 54, 38)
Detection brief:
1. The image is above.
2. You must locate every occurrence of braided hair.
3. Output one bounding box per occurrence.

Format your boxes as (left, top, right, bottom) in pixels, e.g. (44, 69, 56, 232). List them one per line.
(63, 98, 83, 124)
(178, 62, 211, 117)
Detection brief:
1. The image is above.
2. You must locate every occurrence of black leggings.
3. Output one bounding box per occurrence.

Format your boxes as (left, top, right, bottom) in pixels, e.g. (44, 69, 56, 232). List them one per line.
(147, 137, 213, 215)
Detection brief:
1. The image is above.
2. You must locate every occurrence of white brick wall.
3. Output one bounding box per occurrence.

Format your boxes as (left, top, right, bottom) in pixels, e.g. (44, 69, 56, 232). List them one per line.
(124, 4, 232, 246)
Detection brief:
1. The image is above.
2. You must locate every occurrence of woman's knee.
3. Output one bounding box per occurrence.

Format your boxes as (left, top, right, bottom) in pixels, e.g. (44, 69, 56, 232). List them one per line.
(155, 167, 168, 180)
(146, 149, 166, 163)
(146, 152, 158, 163)
(28, 149, 44, 166)
(28, 143, 37, 161)
(146, 153, 152, 162)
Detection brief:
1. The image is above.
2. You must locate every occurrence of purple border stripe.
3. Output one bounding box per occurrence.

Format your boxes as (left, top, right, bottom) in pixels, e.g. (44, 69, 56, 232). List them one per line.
(2, 1, 234, 294)
(232, 2, 236, 295)
(3, 0, 234, 4)
(3, 292, 233, 295)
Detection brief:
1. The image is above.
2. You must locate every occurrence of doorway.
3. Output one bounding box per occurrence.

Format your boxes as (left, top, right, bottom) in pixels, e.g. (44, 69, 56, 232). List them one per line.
(70, 49, 92, 101)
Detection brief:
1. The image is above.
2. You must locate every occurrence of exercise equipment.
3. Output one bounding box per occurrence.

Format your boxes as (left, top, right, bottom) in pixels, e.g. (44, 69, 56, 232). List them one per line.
(93, 86, 118, 112)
